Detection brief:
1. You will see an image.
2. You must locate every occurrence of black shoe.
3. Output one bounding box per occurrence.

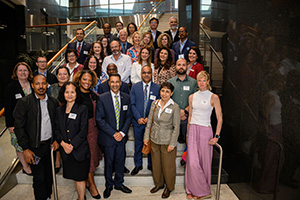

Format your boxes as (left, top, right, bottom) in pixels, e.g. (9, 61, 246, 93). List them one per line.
(178, 138, 185, 144)
(103, 187, 113, 199)
(131, 166, 143, 175)
(55, 165, 61, 174)
(115, 185, 132, 193)
(22, 169, 33, 176)
(88, 187, 101, 199)
(124, 166, 130, 174)
(147, 165, 152, 171)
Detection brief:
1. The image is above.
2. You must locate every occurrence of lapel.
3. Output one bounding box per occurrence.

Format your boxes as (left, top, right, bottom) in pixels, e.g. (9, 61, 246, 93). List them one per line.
(108, 92, 117, 125)
(80, 41, 85, 54)
(66, 103, 77, 126)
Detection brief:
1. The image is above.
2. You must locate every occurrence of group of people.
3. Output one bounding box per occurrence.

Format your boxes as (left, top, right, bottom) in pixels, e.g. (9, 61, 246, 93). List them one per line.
(4, 16, 223, 200)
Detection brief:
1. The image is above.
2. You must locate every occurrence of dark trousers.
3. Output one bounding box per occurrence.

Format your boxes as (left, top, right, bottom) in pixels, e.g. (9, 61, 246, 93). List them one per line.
(103, 142, 125, 188)
(133, 124, 152, 167)
(30, 140, 53, 200)
(179, 118, 188, 142)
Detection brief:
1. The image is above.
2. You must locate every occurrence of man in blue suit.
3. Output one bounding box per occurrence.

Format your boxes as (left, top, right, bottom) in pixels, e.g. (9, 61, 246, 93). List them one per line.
(172, 26, 196, 62)
(96, 73, 132, 198)
(66, 28, 92, 64)
(130, 66, 160, 175)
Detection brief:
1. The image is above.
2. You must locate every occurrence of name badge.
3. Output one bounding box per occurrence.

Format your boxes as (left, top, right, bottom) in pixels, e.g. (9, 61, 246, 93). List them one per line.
(119, 62, 124, 66)
(178, 54, 184, 59)
(83, 50, 89, 55)
(190, 69, 194, 72)
(165, 108, 172, 114)
(15, 93, 22, 99)
(68, 113, 77, 119)
(202, 100, 208, 104)
(123, 105, 128, 111)
(150, 95, 156, 100)
(183, 86, 190, 91)
(234, 56, 238, 61)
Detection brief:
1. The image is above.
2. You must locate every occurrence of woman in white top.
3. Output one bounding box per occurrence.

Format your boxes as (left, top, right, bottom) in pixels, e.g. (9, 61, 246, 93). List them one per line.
(131, 47, 155, 84)
(63, 49, 83, 81)
(185, 71, 223, 199)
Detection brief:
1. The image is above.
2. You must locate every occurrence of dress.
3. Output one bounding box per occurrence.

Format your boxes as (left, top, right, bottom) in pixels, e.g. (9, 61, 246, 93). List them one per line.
(153, 65, 176, 85)
(82, 91, 102, 173)
(185, 90, 214, 197)
(126, 46, 140, 63)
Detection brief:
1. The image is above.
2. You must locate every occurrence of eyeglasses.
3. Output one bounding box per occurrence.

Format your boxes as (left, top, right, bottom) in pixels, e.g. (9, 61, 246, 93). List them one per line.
(179, 31, 186, 33)
(150, 22, 157, 24)
(37, 61, 47, 63)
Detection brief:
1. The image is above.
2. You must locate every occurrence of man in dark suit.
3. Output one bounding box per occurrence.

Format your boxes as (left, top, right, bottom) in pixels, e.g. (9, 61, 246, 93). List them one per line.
(66, 28, 92, 64)
(96, 73, 132, 198)
(13, 74, 59, 200)
(172, 27, 196, 62)
(164, 16, 180, 44)
(113, 21, 124, 38)
(98, 63, 129, 95)
(149, 17, 162, 49)
(130, 66, 160, 175)
(33, 56, 58, 85)
(119, 29, 133, 54)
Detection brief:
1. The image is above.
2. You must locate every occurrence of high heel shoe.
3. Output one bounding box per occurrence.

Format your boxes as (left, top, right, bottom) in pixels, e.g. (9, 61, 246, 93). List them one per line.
(88, 187, 101, 199)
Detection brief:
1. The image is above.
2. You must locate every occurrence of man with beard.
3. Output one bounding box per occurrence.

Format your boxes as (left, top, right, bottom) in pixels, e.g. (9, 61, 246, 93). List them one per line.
(101, 40, 132, 84)
(164, 16, 180, 44)
(168, 59, 198, 143)
(13, 74, 59, 199)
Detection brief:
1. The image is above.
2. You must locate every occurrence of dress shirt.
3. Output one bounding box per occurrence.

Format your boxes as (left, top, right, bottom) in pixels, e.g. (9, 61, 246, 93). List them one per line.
(76, 41, 83, 49)
(35, 93, 52, 141)
(151, 30, 157, 41)
(102, 53, 132, 83)
(38, 70, 47, 77)
(143, 81, 151, 99)
(180, 38, 188, 53)
(110, 90, 125, 137)
(171, 29, 177, 41)
(158, 98, 174, 119)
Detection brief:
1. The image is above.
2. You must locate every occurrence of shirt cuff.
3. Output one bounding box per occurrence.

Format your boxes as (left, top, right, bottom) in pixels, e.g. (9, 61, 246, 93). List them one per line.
(120, 131, 126, 137)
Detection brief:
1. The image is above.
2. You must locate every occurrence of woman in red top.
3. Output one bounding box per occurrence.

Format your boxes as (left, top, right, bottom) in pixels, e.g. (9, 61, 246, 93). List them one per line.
(187, 47, 204, 79)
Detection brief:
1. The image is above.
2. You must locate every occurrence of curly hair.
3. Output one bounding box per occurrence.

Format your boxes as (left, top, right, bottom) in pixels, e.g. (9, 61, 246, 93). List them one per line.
(83, 55, 102, 78)
(157, 33, 172, 48)
(73, 70, 98, 89)
(154, 47, 174, 70)
(11, 62, 33, 81)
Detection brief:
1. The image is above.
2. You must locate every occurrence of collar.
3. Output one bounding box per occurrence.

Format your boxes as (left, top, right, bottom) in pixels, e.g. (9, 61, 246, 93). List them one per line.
(180, 38, 188, 45)
(110, 90, 120, 97)
(110, 53, 123, 61)
(176, 75, 188, 82)
(142, 81, 151, 88)
(34, 93, 48, 101)
(158, 98, 174, 108)
(38, 70, 47, 77)
(151, 30, 157, 34)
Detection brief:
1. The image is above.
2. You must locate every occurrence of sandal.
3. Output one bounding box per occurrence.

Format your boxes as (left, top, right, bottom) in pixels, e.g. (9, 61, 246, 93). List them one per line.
(194, 194, 212, 199)
(186, 194, 193, 199)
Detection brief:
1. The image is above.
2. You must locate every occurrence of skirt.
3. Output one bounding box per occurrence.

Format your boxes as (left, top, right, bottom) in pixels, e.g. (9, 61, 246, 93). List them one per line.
(63, 153, 89, 181)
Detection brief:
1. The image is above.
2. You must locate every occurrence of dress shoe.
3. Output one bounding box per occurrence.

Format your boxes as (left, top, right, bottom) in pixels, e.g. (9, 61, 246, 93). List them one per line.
(114, 185, 132, 193)
(22, 169, 33, 176)
(88, 187, 101, 199)
(150, 185, 164, 193)
(147, 165, 152, 171)
(131, 166, 143, 175)
(55, 165, 61, 174)
(161, 188, 171, 199)
(124, 166, 130, 173)
(103, 187, 113, 199)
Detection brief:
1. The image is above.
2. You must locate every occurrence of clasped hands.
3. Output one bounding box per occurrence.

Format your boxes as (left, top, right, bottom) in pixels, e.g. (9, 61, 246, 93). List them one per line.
(113, 132, 124, 142)
(138, 117, 148, 125)
(61, 140, 73, 154)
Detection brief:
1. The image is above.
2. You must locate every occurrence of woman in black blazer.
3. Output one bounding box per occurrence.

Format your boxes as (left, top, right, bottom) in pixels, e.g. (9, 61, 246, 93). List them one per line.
(56, 82, 90, 200)
(4, 62, 33, 175)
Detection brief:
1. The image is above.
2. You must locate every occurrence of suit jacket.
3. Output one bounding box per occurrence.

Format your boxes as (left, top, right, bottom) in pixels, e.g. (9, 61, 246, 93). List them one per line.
(149, 30, 162, 49)
(97, 80, 129, 95)
(164, 29, 180, 44)
(33, 70, 58, 85)
(55, 103, 90, 161)
(4, 80, 28, 127)
(130, 81, 160, 127)
(120, 41, 133, 54)
(96, 91, 132, 147)
(172, 39, 196, 62)
(66, 40, 92, 64)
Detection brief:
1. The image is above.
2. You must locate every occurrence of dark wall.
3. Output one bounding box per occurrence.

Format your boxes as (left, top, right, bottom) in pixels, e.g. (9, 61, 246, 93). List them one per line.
(0, 2, 26, 109)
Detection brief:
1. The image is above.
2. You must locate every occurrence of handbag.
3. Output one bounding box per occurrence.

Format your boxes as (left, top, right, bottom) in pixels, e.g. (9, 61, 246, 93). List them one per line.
(142, 100, 160, 154)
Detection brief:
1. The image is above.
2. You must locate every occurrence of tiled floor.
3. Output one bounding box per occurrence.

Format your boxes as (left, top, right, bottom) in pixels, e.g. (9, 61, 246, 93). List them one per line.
(1, 183, 239, 200)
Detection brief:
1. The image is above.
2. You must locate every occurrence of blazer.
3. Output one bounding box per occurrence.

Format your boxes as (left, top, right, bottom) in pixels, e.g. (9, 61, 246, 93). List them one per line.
(55, 103, 90, 161)
(13, 93, 58, 150)
(33, 70, 58, 85)
(130, 81, 160, 127)
(172, 39, 196, 62)
(97, 80, 129, 95)
(66, 40, 92, 64)
(120, 41, 133, 54)
(4, 80, 28, 127)
(144, 99, 180, 147)
(149, 30, 162, 49)
(96, 91, 132, 147)
(188, 62, 204, 80)
(164, 29, 180, 44)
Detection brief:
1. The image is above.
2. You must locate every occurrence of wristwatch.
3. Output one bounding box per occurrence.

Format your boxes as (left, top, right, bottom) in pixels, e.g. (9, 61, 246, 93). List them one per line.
(215, 135, 220, 139)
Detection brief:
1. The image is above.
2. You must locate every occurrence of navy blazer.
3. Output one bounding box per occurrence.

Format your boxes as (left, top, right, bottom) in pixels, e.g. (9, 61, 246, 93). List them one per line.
(33, 70, 58, 85)
(164, 29, 180, 44)
(97, 81, 129, 95)
(55, 103, 90, 161)
(149, 30, 162, 49)
(96, 91, 132, 147)
(130, 81, 160, 127)
(66, 40, 92, 64)
(172, 39, 196, 62)
(120, 41, 133, 54)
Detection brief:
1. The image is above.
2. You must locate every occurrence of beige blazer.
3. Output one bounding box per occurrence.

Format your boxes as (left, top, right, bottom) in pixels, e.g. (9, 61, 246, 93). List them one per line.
(144, 99, 180, 147)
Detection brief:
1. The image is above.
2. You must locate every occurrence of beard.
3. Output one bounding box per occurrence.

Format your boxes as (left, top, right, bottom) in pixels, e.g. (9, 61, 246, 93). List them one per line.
(112, 50, 120, 55)
(177, 69, 187, 75)
(171, 26, 177, 30)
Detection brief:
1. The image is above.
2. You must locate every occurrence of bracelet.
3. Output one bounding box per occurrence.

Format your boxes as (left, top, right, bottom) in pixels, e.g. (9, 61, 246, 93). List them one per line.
(215, 135, 220, 139)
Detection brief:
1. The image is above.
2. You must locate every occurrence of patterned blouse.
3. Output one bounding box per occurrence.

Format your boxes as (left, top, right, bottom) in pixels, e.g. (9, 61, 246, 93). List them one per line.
(154, 65, 176, 85)
(93, 71, 108, 94)
(126, 46, 140, 63)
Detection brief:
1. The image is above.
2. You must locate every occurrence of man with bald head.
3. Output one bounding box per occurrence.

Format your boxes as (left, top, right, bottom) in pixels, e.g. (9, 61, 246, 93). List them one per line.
(118, 29, 133, 54)
(168, 59, 197, 143)
(13, 74, 59, 199)
(101, 40, 132, 83)
(98, 63, 129, 95)
(172, 27, 196, 62)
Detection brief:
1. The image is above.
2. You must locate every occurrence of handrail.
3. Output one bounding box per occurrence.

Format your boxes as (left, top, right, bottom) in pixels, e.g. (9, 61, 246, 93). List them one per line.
(214, 143, 223, 200)
(47, 20, 97, 68)
(0, 127, 8, 138)
(137, 0, 164, 31)
(51, 148, 58, 200)
(0, 108, 4, 118)
(69, 0, 160, 9)
(27, 22, 92, 28)
(199, 24, 211, 40)
(200, 23, 211, 31)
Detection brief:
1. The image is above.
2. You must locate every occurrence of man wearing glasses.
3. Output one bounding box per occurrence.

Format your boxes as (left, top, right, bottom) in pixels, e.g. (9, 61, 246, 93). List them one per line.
(148, 17, 162, 49)
(33, 56, 58, 85)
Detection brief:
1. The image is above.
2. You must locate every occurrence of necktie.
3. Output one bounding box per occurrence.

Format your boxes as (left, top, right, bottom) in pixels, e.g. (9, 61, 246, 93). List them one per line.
(122, 43, 126, 54)
(114, 95, 120, 130)
(77, 42, 81, 56)
(144, 85, 149, 118)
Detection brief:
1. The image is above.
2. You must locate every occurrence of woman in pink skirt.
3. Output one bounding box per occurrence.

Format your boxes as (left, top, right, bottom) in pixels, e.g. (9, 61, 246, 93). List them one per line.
(185, 71, 223, 199)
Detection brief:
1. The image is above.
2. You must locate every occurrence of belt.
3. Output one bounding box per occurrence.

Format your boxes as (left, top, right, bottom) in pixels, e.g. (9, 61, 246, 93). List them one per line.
(40, 138, 52, 144)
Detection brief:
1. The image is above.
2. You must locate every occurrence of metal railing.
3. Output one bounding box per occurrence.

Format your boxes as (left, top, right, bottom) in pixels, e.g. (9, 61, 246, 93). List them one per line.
(215, 143, 223, 200)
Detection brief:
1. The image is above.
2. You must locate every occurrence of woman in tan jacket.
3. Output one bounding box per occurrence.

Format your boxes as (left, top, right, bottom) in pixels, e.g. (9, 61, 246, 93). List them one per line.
(144, 82, 180, 199)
